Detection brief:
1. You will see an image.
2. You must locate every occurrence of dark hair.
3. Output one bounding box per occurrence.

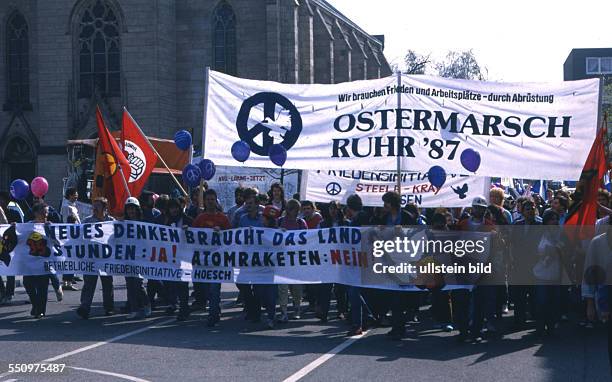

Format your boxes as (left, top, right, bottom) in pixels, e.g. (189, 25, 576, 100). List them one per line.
(155, 194, 170, 211)
(322, 201, 344, 223)
(66, 214, 79, 224)
(346, 194, 363, 212)
(92, 197, 108, 208)
(242, 187, 258, 201)
(382, 192, 402, 210)
(123, 203, 142, 220)
(268, 182, 285, 201)
(301, 200, 315, 209)
(204, 188, 217, 199)
(554, 196, 569, 211)
(542, 209, 560, 225)
(32, 202, 48, 216)
(405, 202, 419, 216)
(65, 187, 78, 199)
(431, 212, 447, 227)
(167, 198, 182, 210)
(487, 205, 508, 225)
(234, 186, 245, 197)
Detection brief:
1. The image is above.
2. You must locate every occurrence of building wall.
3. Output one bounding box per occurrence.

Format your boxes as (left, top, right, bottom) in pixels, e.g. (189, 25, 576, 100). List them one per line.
(0, 0, 391, 207)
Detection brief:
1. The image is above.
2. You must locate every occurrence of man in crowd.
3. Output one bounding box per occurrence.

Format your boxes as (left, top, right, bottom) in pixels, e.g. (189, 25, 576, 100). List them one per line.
(510, 199, 542, 329)
(236, 188, 265, 323)
(76, 197, 115, 319)
(372, 191, 418, 340)
(0, 192, 21, 304)
(192, 188, 230, 327)
(226, 187, 245, 224)
(345, 194, 371, 336)
(162, 198, 193, 321)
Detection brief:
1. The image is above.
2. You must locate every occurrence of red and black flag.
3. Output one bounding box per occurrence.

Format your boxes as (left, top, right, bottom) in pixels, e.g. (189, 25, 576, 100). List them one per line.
(95, 106, 131, 215)
(564, 117, 608, 242)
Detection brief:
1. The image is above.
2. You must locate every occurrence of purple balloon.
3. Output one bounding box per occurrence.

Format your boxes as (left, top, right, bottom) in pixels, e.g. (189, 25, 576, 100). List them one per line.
(198, 159, 216, 181)
(268, 144, 287, 167)
(182, 164, 201, 188)
(231, 141, 251, 162)
(10, 179, 29, 200)
(460, 148, 481, 173)
(428, 166, 447, 188)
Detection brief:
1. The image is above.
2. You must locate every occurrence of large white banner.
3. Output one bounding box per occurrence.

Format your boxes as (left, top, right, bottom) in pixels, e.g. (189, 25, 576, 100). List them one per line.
(205, 70, 599, 180)
(302, 170, 490, 208)
(0, 222, 494, 290)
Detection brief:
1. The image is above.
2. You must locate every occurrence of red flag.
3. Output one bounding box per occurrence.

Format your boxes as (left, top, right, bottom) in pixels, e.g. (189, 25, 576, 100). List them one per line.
(96, 106, 131, 215)
(121, 108, 158, 197)
(564, 121, 607, 241)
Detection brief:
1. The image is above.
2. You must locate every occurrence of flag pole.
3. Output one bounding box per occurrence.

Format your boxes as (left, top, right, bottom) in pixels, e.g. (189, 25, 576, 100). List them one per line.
(122, 107, 188, 197)
(199, 66, 211, 208)
(396, 70, 402, 194)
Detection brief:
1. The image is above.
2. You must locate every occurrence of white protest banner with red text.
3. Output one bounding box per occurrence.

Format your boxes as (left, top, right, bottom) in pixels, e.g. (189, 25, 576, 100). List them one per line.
(302, 170, 490, 207)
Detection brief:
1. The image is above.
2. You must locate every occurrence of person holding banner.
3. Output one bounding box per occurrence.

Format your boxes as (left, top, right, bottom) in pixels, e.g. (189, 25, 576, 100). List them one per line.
(372, 192, 418, 340)
(236, 188, 265, 323)
(162, 198, 193, 321)
(0, 192, 21, 305)
(317, 201, 349, 322)
(192, 188, 230, 327)
(278, 199, 307, 322)
(345, 194, 371, 336)
(77, 197, 116, 319)
(258, 204, 282, 329)
(23, 203, 54, 318)
(123, 197, 152, 320)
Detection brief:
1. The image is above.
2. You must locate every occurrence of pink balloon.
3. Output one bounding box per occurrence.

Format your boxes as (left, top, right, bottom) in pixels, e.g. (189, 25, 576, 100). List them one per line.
(31, 177, 49, 198)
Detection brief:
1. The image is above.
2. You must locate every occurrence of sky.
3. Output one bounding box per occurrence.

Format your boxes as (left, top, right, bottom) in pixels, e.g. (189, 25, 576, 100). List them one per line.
(328, 0, 612, 82)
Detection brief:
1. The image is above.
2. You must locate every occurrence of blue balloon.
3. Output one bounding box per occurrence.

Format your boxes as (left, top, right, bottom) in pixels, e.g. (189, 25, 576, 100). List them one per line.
(231, 140, 251, 162)
(428, 166, 447, 189)
(268, 144, 287, 167)
(182, 164, 201, 188)
(174, 130, 192, 151)
(10, 179, 29, 200)
(198, 159, 216, 181)
(460, 148, 481, 173)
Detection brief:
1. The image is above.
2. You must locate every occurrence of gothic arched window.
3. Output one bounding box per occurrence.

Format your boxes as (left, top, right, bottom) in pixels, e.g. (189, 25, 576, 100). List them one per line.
(213, 2, 237, 75)
(78, 0, 120, 98)
(6, 11, 29, 107)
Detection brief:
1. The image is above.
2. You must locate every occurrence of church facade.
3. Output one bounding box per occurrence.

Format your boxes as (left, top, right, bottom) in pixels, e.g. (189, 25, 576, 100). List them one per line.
(0, 0, 391, 204)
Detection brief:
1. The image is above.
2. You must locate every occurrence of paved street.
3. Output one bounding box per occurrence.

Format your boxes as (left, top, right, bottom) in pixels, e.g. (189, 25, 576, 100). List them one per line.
(0, 280, 609, 382)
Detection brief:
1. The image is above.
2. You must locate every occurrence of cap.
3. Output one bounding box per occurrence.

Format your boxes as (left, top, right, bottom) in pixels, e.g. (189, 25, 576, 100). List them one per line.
(263, 205, 281, 219)
(471, 196, 488, 208)
(125, 197, 140, 208)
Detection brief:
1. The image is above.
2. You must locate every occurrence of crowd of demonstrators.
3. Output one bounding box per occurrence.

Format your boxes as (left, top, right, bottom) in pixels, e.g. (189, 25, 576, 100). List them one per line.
(1, 183, 612, 369)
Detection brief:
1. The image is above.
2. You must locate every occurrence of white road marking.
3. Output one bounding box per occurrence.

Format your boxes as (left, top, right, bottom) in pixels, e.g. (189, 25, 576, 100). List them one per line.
(282, 330, 369, 382)
(41, 317, 177, 363)
(0, 298, 238, 379)
(67, 366, 151, 382)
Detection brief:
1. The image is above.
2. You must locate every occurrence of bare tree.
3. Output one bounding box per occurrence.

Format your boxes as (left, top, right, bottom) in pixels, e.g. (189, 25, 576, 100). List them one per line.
(435, 50, 487, 80)
(403, 50, 431, 75)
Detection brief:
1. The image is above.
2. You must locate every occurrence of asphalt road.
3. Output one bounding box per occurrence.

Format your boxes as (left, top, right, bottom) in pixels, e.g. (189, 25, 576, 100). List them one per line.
(0, 280, 609, 382)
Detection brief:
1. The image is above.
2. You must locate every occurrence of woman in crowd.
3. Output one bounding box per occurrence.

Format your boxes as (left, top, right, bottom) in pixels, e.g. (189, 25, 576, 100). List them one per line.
(267, 182, 286, 213)
(317, 201, 349, 322)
